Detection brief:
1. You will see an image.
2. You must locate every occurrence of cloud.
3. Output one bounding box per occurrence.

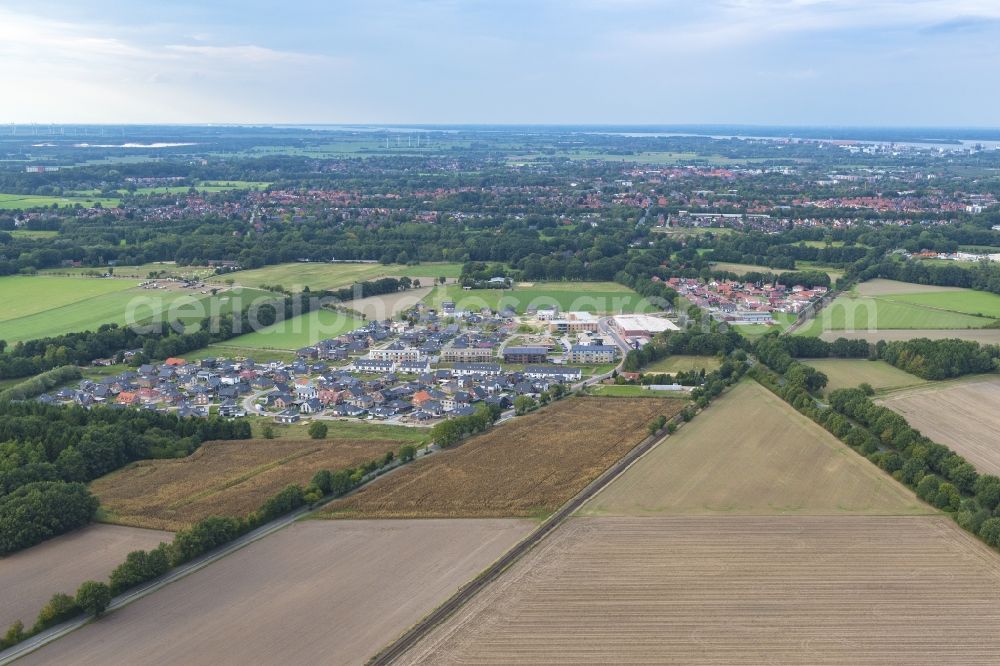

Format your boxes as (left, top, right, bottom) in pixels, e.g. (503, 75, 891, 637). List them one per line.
(0, 7, 344, 122)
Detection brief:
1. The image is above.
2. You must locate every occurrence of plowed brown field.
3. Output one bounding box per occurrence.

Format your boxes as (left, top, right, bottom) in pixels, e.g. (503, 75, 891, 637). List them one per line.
(399, 516, 1000, 665)
(15, 520, 533, 666)
(878, 375, 1000, 476)
(92, 438, 397, 530)
(322, 397, 686, 519)
(0, 524, 171, 632)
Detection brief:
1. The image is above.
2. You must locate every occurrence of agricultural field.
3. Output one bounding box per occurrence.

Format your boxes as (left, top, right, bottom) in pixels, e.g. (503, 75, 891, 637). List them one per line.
(8, 229, 58, 239)
(398, 515, 1000, 665)
(0, 275, 140, 322)
(817, 328, 1000, 344)
(582, 381, 928, 517)
(802, 358, 928, 393)
(346, 285, 433, 319)
(796, 282, 997, 337)
(40, 262, 217, 280)
(221, 308, 364, 351)
(423, 281, 657, 314)
(854, 279, 967, 297)
(92, 438, 400, 531)
(322, 397, 687, 520)
(0, 281, 272, 343)
(16, 519, 533, 666)
(642, 354, 721, 374)
(586, 384, 689, 398)
(207, 262, 462, 292)
(0, 193, 120, 210)
(877, 376, 1000, 477)
(244, 415, 430, 443)
(0, 524, 170, 632)
(710, 260, 844, 281)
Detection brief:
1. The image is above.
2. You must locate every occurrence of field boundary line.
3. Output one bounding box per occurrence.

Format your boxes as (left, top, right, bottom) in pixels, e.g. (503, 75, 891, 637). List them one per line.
(365, 394, 720, 665)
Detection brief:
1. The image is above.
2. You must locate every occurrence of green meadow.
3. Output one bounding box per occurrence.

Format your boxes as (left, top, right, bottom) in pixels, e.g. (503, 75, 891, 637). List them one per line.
(222, 308, 364, 351)
(0, 193, 120, 210)
(795, 284, 1000, 337)
(208, 262, 463, 292)
(423, 281, 658, 314)
(0, 276, 272, 343)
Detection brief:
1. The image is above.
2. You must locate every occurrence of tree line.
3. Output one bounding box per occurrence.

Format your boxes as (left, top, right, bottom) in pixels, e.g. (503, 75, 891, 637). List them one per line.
(758, 332, 1000, 381)
(0, 401, 250, 555)
(0, 441, 418, 652)
(749, 360, 1000, 563)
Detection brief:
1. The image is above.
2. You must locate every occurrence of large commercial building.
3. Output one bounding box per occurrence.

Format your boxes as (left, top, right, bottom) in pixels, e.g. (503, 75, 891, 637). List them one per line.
(610, 314, 679, 338)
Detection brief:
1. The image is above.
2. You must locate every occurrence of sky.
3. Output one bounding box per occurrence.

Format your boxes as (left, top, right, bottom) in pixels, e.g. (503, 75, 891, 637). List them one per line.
(1, 0, 998, 126)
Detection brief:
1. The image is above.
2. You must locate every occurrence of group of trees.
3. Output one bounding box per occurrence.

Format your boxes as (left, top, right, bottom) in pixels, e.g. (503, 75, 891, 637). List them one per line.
(0, 402, 250, 554)
(621, 327, 745, 373)
(1, 579, 112, 650)
(756, 332, 999, 381)
(430, 404, 502, 447)
(877, 338, 1000, 380)
(751, 359, 1000, 558)
(0, 365, 81, 401)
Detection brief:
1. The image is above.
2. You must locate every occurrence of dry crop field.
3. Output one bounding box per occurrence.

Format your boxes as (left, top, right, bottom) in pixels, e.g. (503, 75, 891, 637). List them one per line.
(878, 376, 1000, 476)
(399, 516, 1000, 665)
(92, 439, 398, 531)
(0, 524, 170, 632)
(582, 381, 929, 517)
(16, 520, 533, 666)
(802, 358, 927, 393)
(323, 397, 687, 519)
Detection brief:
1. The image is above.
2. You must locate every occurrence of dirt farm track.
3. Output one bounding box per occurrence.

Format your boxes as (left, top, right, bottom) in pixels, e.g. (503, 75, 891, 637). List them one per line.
(399, 516, 1000, 665)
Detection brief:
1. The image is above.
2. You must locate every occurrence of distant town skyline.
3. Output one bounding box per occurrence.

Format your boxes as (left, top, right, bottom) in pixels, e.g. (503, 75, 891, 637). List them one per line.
(2, 0, 999, 126)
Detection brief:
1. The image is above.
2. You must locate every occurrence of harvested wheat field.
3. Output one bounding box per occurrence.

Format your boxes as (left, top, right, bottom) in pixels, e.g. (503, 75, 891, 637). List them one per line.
(323, 397, 686, 519)
(0, 524, 170, 632)
(16, 519, 532, 666)
(92, 438, 398, 531)
(582, 381, 929, 516)
(878, 375, 1000, 476)
(399, 515, 1000, 665)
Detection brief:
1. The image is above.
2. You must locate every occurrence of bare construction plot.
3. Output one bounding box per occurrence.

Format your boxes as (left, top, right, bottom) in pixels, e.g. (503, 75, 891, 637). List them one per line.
(581, 380, 928, 517)
(16, 519, 532, 666)
(878, 375, 1000, 476)
(0, 524, 170, 632)
(399, 515, 1000, 665)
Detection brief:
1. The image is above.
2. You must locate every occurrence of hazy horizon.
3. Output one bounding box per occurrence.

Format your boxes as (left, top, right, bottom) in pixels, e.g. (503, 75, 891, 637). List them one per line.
(2, 0, 999, 126)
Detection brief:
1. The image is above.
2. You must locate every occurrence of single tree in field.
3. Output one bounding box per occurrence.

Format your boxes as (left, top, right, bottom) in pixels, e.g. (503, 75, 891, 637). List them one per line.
(262, 425, 275, 439)
(308, 421, 328, 439)
(76, 581, 111, 617)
